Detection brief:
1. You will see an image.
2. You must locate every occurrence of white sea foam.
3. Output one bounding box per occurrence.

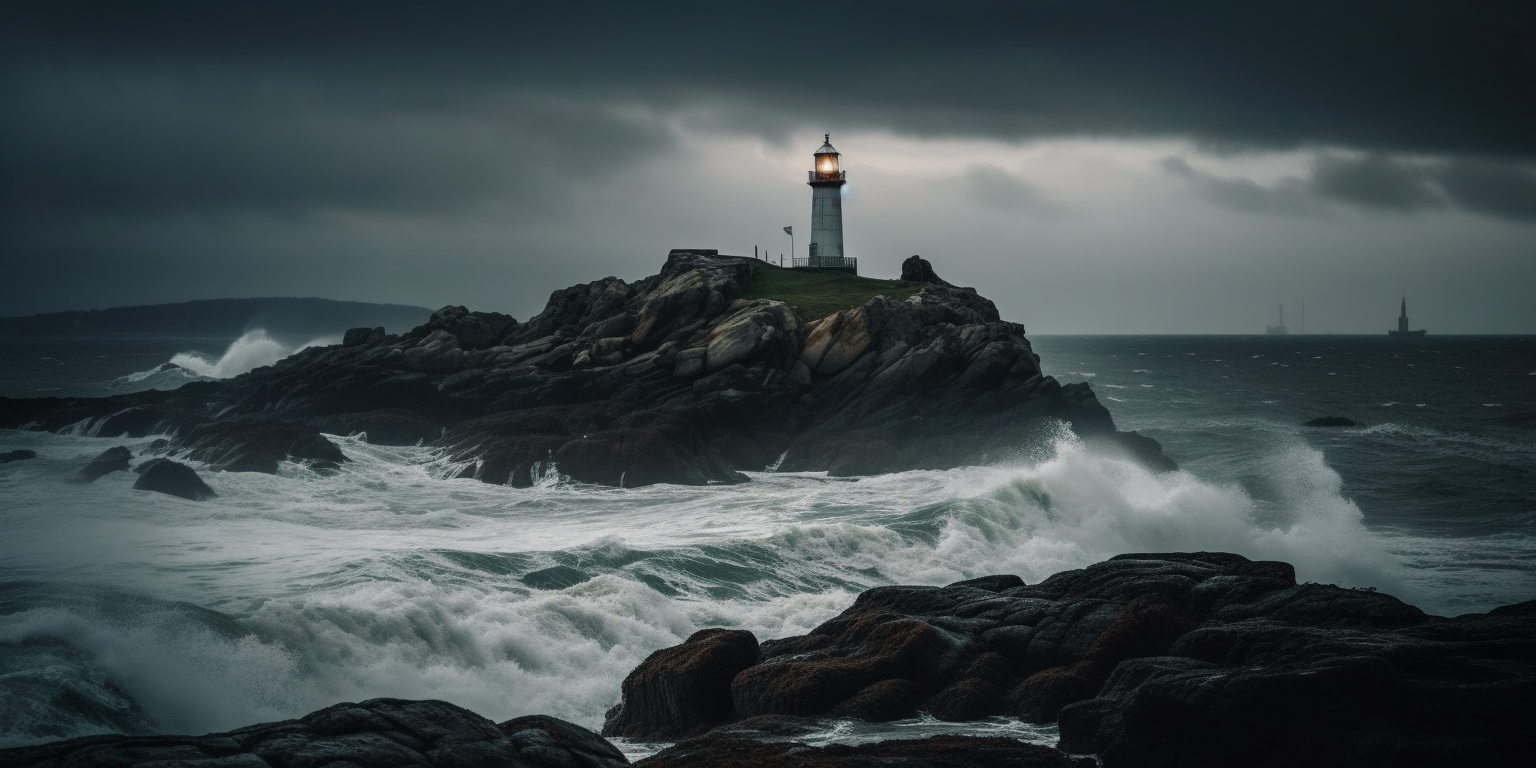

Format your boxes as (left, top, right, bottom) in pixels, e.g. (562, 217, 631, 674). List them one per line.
(169, 330, 335, 379)
(0, 425, 1528, 746)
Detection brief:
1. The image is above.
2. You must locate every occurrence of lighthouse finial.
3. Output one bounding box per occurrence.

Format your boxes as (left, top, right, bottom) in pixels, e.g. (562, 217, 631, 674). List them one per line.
(825, 133, 830, 143)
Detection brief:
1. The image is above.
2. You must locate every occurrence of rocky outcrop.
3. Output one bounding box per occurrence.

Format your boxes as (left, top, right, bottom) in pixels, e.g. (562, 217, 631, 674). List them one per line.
(604, 553, 1534, 765)
(1, 449, 37, 463)
(0, 251, 1169, 487)
(181, 419, 348, 473)
(73, 446, 131, 482)
(132, 458, 216, 500)
(0, 698, 630, 768)
(900, 254, 946, 285)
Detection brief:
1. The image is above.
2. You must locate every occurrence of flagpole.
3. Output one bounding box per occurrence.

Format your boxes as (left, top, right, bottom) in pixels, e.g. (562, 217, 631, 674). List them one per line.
(783, 226, 793, 266)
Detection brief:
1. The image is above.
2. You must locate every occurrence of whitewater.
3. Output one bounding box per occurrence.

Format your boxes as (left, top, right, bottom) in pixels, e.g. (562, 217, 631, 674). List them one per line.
(2, 334, 1533, 752)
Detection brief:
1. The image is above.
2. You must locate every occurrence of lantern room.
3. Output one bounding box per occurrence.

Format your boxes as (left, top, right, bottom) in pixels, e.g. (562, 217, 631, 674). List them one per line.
(810, 134, 844, 182)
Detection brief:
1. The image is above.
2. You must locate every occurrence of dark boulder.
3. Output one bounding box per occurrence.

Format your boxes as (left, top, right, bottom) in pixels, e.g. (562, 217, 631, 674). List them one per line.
(608, 553, 1536, 765)
(132, 459, 216, 500)
(498, 714, 630, 768)
(409, 305, 518, 351)
(1, 449, 37, 463)
(179, 419, 348, 473)
(634, 734, 1078, 768)
(603, 628, 761, 739)
(1304, 415, 1359, 427)
(0, 698, 631, 768)
(73, 446, 131, 482)
(900, 254, 947, 285)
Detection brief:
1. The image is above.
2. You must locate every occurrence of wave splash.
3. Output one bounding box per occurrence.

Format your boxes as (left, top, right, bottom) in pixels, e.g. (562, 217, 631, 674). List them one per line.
(0, 431, 1486, 748)
(169, 330, 335, 379)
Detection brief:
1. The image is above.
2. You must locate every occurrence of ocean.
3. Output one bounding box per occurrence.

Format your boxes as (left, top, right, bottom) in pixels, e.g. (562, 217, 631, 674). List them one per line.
(2, 332, 1533, 756)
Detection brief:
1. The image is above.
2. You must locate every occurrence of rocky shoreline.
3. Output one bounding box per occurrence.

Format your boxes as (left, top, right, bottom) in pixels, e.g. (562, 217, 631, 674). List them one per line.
(0, 251, 1170, 488)
(5, 552, 1530, 767)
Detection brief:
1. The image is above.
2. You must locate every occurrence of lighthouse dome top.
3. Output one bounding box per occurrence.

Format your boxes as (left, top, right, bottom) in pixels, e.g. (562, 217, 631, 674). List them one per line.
(815, 133, 839, 155)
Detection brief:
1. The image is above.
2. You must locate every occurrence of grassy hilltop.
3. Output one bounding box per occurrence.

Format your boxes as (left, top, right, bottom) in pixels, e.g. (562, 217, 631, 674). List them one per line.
(741, 261, 922, 322)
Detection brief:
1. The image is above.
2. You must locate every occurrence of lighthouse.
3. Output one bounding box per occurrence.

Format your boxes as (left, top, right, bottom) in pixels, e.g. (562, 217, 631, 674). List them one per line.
(803, 134, 854, 272)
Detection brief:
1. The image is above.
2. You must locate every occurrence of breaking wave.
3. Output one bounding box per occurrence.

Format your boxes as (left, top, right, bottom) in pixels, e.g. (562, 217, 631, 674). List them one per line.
(169, 330, 334, 379)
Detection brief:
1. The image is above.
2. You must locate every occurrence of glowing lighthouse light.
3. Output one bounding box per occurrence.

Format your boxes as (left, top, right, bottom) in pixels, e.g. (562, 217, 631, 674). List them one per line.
(803, 133, 854, 272)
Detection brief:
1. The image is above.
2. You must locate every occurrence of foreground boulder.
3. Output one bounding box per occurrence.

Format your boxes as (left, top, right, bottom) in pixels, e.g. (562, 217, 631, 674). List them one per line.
(132, 459, 216, 500)
(606, 553, 1534, 765)
(0, 251, 1170, 487)
(0, 698, 630, 768)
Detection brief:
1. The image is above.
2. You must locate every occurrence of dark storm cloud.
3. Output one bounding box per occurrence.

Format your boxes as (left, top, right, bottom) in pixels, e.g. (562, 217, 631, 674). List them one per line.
(0, 77, 672, 220)
(1310, 154, 1446, 212)
(5, 0, 1534, 156)
(1164, 154, 1536, 223)
(1159, 158, 1317, 216)
(3, 0, 1534, 321)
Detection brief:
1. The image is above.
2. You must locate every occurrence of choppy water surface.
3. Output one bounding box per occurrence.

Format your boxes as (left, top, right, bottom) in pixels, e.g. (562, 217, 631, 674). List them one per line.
(2, 334, 1533, 751)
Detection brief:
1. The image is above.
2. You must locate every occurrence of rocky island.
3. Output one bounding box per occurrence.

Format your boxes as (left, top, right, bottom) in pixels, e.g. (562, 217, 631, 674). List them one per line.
(0, 251, 1170, 488)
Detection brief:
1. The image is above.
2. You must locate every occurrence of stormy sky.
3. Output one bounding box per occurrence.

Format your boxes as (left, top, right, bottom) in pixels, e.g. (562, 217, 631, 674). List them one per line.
(3, 1, 1533, 333)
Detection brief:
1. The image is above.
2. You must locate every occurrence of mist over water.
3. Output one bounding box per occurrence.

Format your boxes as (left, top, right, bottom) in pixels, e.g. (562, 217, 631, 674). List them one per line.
(1, 335, 1533, 750)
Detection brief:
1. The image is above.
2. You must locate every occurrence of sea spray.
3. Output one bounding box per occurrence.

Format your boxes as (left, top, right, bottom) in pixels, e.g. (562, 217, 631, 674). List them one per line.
(169, 330, 336, 380)
(1, 419, 1530, 747)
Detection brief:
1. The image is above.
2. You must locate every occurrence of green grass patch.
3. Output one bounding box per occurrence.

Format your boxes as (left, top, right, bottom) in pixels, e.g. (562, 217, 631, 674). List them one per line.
(741, 262, 923, 321)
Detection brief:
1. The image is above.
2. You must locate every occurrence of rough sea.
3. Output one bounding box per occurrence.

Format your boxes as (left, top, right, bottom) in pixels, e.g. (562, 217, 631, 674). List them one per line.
(2, 332, 1534, 757)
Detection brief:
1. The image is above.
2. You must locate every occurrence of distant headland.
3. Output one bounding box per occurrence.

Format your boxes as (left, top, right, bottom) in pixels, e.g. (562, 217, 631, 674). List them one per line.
(0, 297, 433, 339)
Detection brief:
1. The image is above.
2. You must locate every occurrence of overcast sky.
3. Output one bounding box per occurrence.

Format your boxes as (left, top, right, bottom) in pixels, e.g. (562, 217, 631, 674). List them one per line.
(3, 1, 1533, 333)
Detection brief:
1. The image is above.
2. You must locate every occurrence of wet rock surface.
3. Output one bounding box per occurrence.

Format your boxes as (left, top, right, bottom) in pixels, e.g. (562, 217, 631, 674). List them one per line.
(73, 446, 131, 482)
(607, 552, 1534, 765)
(0, 251, 1167, 486)
(132, 458, 217, 500)
(634, 734, 1079, 768)
(0, 699, 631, 768)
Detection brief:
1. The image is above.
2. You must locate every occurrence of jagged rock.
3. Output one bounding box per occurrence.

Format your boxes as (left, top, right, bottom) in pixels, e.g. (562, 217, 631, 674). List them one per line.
(132, 459, 216, 500)
(343, 325, 387, 346)
(602, 628, 761, 739)
(410, 305, 518, 351)
(179, 419, 348, 473)
(605, 553, 1535, 765)
(1, 449, 38, 463)
(900, 254, 946, 284)
(73, 445, 131, 482)
(634, 734, 1078, 768)
(1304, 415, 1360, 427)
(0, 251, 1171, 487)
(0, 698, 631, 768)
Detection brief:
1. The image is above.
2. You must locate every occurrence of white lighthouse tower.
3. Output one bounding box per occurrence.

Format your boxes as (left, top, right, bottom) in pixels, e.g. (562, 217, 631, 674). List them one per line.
(803, 133, 854, 272)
